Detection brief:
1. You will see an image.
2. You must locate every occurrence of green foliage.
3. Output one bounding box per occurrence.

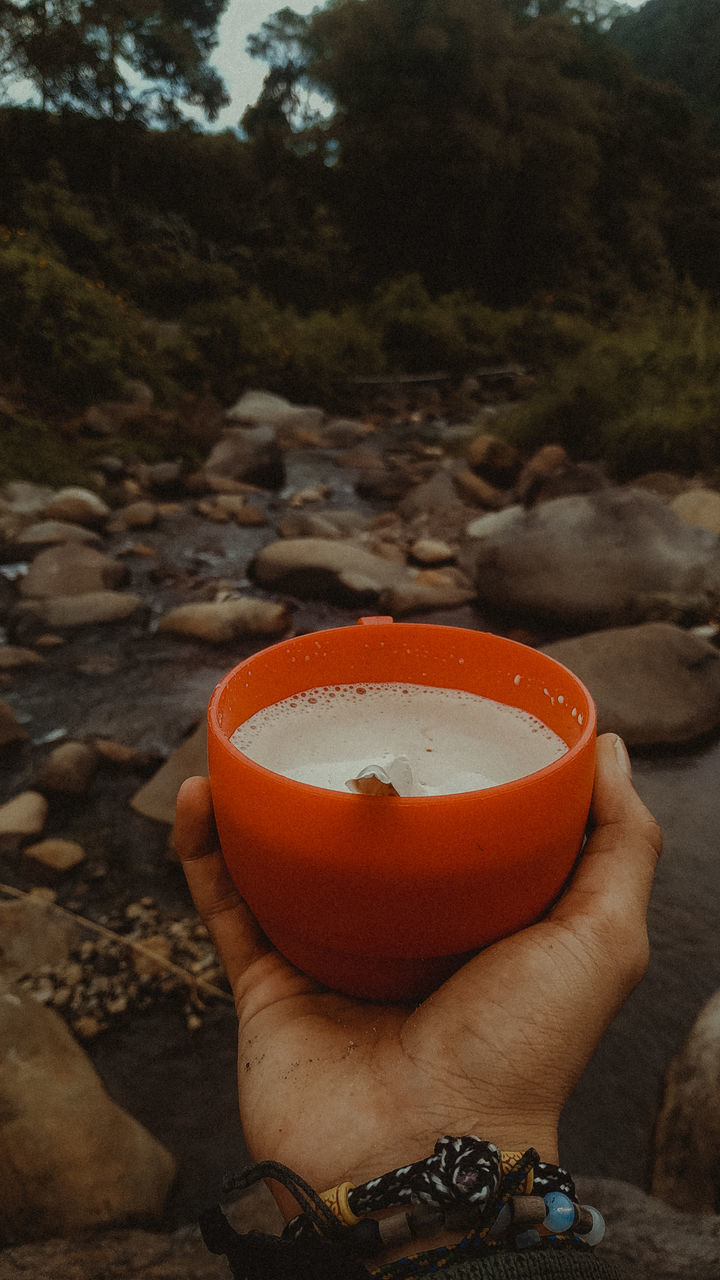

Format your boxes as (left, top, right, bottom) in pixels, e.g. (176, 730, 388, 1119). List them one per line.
(0, 409, 89, 485)
(369, 275, 508, 372)
(609, 0, 720, 141)
(498, 295, 720, 476)
(185, 289, 385, 405)
(1, 0, 229, 124)
(0, 225, 153, 404)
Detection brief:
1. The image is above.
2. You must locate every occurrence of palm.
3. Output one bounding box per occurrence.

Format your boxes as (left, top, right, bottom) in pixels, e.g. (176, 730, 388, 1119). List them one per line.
(176, 737, 660, 1213)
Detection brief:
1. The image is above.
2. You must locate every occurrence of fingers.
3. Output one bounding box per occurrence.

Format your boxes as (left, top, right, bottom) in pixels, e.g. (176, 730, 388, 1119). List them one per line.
(551, 734, 662, 965)
(174, 776, 270, 993)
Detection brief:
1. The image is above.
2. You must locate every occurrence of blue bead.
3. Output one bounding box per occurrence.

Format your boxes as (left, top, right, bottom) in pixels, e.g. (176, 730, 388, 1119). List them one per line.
(543, 1191, 575, 1234)
(577, 1205, 605, 1247)
(515, 1228, 541, 1249)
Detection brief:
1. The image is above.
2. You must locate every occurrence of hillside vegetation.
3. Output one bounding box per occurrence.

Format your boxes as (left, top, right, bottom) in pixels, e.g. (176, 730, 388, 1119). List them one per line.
(1, 0, 719, 481)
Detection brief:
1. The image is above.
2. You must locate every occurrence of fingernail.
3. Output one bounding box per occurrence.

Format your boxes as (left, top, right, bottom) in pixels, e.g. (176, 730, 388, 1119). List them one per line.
(612, 734, 632, 777)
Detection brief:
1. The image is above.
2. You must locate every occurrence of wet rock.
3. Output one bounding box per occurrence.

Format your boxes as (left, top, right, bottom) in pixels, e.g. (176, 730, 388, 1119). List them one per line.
(632, 471, 693, 499)
(321, 416, 374, 447)
(0, 646, 44, 669)
(251, 537, 409, 603)
(136, 461, 183, 494)
(0, 987, 176, 1242)
(383, 567, 477, 616)
(399, 469, 474, 538)
(226, 389, 324, 435)
(651, 986, 720, 1214)
(106, 500, 158, 531)
(465, 432, 521, 485)
(195, 499, 231, 522)
(409, 538, 456, 566)
(17, 590, 144, 628)
(14, 520, 102, 548)
(336, 442, 385, 472)
(0, 700, 29, 745)
(0, 791, 47, 846)
(213, 495, 267, 525)
(185, 471, 258, 496)
(35, 741, 99, 795)
(514, 445, 608, 506)
(463, 489, 720, 629)
(20, 543, 129, 598)
(0, 893, 79, 980)
(41, 486, 111, 527)
(0, 1184, 282, 1278)
(203, 425, 284, 489)
(576, 1176, 720, 1280)
(131, 722, 207, 825)
(23, 838, 86, 871)
(0, 481, 55, 519)
(277, 508, 370, 539)
(354, 458, 418, 502)
(671, 487, 720, 535)
(544, 623, 720, 746)
(453, 467, 507, 509)
(156, 598, 291, 643)
(287, 483, 332, 506)
(93, 739, 158, 771)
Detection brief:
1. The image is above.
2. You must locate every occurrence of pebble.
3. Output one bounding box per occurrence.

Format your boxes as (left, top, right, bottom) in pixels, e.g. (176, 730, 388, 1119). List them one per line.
(0, 646, 45, 669)
(16, 898, 223, 1038)
(0, 790, 47, 840)
(35, 741, 99, 795)
(0, 700, 28, 746)
(24, 838, 86, 871)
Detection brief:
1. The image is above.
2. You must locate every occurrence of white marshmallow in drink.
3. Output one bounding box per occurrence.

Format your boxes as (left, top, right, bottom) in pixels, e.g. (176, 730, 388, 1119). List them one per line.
(230, 682, 567, 796)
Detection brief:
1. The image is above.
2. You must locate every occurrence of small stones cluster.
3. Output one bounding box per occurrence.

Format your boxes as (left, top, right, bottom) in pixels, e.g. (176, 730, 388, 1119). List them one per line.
(15, 897, 225, 1039)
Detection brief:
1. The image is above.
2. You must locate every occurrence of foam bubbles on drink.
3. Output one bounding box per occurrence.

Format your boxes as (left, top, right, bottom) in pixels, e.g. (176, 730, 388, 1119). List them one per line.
(230, 682, 567, 795)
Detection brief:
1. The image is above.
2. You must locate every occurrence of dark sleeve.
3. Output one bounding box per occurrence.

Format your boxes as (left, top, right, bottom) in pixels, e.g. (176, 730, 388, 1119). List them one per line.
(419, 1251, 624, 1280)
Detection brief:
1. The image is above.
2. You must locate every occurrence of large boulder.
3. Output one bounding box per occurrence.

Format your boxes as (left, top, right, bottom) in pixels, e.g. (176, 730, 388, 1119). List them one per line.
(0, 894, 80, 981)
(20, 543, 129, 598)
(0, 987, 176, 1242)
(0, 1183, 282, 1278)
(544, 623, 720, 746)
(463, 488, 720, 628)
(577, 1177, 720, 1280)
(225, 389, 324, 435)
(251, 537, 410, 603)
(651, 985, 720, 1214)
(671, 487, 720, 535)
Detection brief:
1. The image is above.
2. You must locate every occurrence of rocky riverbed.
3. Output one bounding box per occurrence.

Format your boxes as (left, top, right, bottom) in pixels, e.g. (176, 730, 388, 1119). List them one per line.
(1, 389, 720, 1275)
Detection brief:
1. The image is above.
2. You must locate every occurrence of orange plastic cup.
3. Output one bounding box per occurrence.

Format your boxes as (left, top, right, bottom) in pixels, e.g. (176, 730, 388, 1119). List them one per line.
(208, 620, 596, 1001)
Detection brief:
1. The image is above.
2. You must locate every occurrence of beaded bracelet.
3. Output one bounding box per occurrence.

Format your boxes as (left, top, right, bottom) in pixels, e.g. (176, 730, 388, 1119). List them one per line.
(201, 1136, 606, 1280)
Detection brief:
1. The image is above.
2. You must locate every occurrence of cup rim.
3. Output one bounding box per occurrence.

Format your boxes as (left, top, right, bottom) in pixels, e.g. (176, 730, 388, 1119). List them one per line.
(208, 621, 597, 803)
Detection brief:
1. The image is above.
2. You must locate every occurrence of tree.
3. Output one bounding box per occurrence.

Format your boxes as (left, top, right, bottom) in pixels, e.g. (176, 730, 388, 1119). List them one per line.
(609, 0, 720, 141)
(245, 0, 720, 306)
(0, 0, 229, 123)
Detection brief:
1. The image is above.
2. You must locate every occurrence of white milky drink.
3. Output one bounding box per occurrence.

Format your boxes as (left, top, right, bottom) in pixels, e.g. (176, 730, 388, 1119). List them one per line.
(230, 682, 567, 796)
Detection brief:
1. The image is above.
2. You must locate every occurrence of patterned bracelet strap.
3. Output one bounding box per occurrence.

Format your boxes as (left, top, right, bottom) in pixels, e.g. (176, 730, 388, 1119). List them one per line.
(200, 1136, 606, 1280)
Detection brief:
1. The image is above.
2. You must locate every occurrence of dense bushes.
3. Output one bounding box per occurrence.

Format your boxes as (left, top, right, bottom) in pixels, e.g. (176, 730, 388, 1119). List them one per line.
(498, 295, 720, 477)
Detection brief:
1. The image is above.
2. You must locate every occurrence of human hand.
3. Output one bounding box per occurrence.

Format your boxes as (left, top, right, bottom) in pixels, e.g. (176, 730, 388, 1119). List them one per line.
(175, 732, 660, 1222)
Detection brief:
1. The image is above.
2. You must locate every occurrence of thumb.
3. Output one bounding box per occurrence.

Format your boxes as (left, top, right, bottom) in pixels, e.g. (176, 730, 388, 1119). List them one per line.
(551, 733, 662, 936)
